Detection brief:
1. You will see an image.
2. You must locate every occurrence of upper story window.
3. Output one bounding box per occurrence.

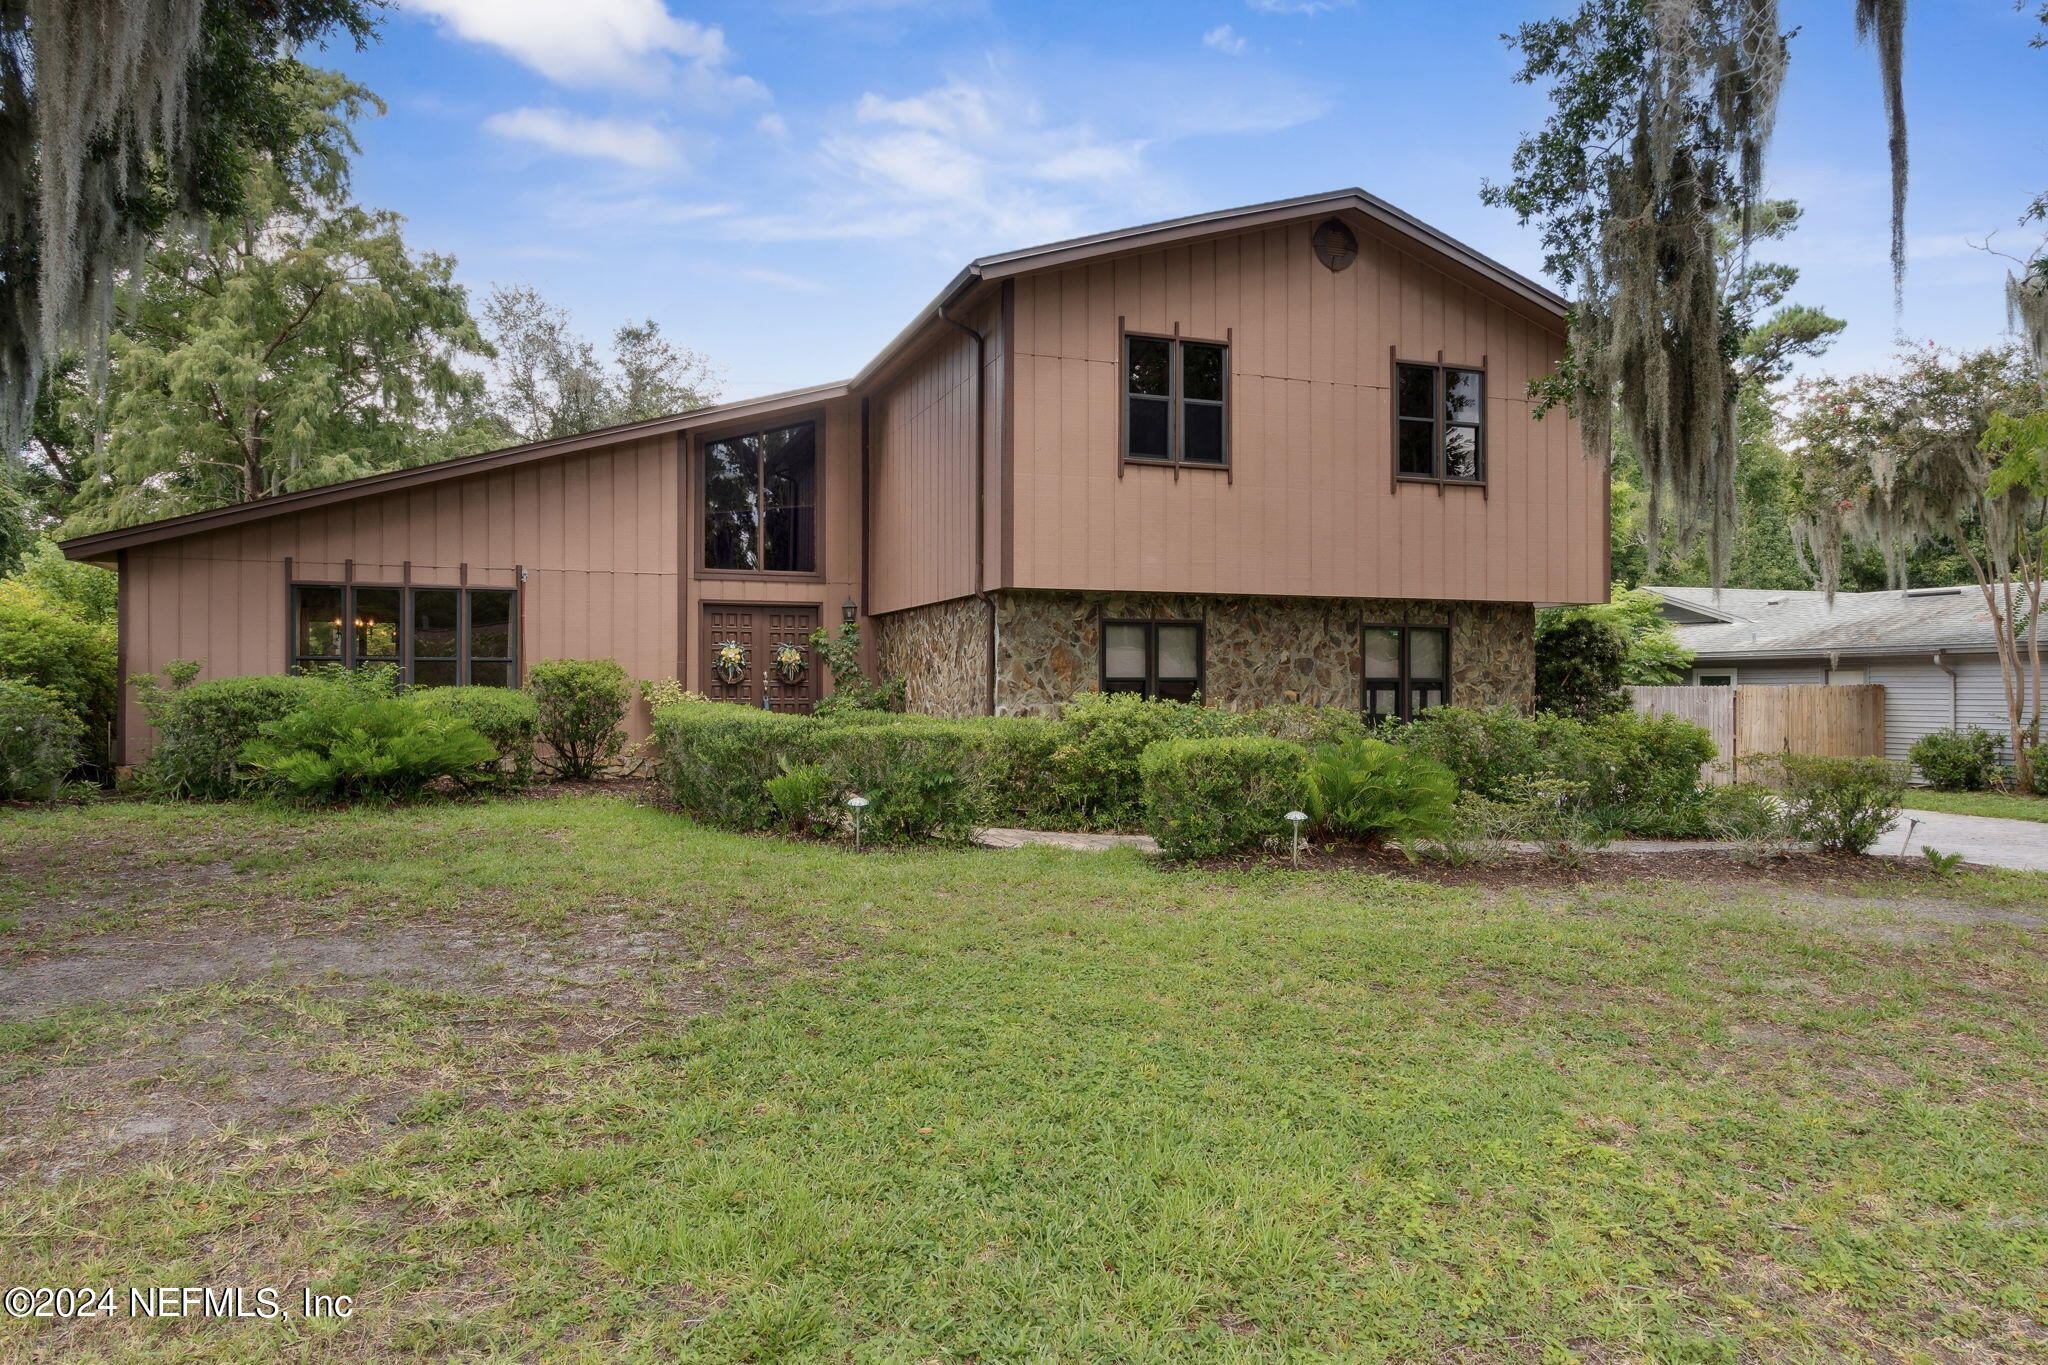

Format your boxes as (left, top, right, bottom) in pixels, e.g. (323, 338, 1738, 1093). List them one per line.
(1362, 625, 1448, 723)
(1395, 361, 1484, 483)
(703, 420, 817, 573)
(292, 584, 518, 688)
(1101, 619, 1203, 702)
(1125, 335, 1228, 467)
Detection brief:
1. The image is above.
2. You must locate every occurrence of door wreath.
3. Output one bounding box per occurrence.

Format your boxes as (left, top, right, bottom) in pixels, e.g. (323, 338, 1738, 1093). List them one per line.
(712, 640, 748, 686)
(772, 641, 808, 684)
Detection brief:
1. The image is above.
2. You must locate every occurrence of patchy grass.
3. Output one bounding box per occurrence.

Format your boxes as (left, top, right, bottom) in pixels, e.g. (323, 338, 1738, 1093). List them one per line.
(1906, 789, 2048, 823)
(2, 794, 2047, 1362)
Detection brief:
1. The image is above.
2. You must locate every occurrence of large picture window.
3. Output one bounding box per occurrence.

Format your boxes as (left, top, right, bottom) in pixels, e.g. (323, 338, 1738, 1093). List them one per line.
(703, 420, 817, 573)
(1101, 620, 1203, 702)
(292, 584, 518, 687)
(1362, 625, 1448, 723)
(1395, 360, 1484, 483)
(1125, 334, 1228, 467)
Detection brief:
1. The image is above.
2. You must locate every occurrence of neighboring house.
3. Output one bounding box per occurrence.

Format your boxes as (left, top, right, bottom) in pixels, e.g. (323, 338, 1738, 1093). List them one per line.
(1649, 584, 2040, 762)
(63, 189, 1606, 764)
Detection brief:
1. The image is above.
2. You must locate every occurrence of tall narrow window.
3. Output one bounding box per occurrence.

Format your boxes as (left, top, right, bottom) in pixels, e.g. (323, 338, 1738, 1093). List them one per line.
(1124, 334, 1229, 467)
(411, 589, 460, 687)
(1362, 625, 1450, 723)
(289, 585, 518, 687)
(702, 421, 817, 573)
(1101, 620, 1204, 701)
(1394, 360, 1484, 483)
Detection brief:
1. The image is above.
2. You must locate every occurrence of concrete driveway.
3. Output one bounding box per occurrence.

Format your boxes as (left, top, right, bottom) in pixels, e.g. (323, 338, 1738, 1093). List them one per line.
(1891, 808, 2048, 873)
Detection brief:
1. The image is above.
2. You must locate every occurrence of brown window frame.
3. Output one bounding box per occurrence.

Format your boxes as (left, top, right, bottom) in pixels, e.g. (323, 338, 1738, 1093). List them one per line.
(1100, 618, 1205, 702)
(1392, 356, 1486, 486)
(696, 417, 822, 579)
(289, 582, 520, 688)
(1361, 623, 1450, 723)
(1121, 330, 1231, 470)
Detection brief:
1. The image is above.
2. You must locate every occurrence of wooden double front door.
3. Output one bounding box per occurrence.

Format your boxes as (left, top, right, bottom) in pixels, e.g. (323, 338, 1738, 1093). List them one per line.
(700, 602, 821, 713)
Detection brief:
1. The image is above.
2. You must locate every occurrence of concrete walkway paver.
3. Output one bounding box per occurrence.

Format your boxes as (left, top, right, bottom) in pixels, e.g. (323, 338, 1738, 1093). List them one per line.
(1891, 809, 2048, 873)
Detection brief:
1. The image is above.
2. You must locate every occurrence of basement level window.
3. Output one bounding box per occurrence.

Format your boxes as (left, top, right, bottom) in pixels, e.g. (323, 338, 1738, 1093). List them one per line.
(1363, 625, 1448, 722)
(1102, 620, 1203, 701)
(292, 584, 517, 687)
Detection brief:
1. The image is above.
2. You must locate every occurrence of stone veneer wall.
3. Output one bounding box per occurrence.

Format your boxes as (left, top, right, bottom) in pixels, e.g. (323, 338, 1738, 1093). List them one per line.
(991, 590, 1534, 717)
(872, 594, 993, 717)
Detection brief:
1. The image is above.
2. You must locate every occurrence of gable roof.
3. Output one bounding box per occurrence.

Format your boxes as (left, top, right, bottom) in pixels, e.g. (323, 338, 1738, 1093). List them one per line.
(1648, 585, 2005, 658)
(63, 188, 1564, 562)
(852, 187, 1567, 389)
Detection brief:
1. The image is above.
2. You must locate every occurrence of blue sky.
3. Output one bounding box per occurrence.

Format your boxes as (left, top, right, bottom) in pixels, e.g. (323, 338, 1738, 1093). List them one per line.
(327, 0, 2047, 400)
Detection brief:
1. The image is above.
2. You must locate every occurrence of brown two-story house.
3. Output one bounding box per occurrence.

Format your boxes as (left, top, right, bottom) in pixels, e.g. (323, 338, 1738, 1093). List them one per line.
(62, 190, 1605, 763)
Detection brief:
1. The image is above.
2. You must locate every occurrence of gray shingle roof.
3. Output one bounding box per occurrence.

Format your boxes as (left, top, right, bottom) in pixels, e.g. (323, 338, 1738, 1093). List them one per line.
(1645, 584, 2006, 659)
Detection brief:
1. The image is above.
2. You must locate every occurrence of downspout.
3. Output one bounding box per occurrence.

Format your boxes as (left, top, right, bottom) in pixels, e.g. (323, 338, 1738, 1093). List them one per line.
(1932, 650, 1959, 732)
(937, 300, 995, 716)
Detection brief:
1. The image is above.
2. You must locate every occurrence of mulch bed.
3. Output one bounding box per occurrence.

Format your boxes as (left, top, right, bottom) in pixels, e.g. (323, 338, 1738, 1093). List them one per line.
(1195, 845, 1950, 891)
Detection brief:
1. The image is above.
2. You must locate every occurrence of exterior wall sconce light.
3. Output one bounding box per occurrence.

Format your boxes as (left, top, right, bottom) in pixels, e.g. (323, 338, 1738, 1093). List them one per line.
(842, 598, 859, 624)
(846, 794, 870, 851)
(1285, 810, 1307, 868)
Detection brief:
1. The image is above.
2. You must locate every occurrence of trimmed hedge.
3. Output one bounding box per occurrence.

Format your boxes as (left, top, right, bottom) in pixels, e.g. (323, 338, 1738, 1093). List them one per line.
(1908, 727, 2004, 792)
(1140, 736, 1308, 859)
(651, 701, 994, 843)
(413, 686, 540, 784)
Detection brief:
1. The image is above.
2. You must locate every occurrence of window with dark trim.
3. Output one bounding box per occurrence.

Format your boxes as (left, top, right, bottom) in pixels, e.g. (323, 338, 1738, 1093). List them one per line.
(1125, 334, 1228, 466)
(292, 584, 519, 687)
(1395, 361, 1484, 482)
(1362, 625, 1448, 722)
(703, 420, 817, 573)
(1101, 620, 1203, 702)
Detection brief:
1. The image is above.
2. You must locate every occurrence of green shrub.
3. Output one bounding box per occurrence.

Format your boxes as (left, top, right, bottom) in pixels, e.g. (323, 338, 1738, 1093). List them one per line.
(764, 759, 837, 834)
(809, 622, 907, 716)
(1771, 753, 1909, 854)
(1909, 727, 2005, 791)
(413, 686, 540, 784)
(653, 701, 820, 830)
(0, 592, 116, 770)
(529, 658, 630, 779)
(1049, 692, 1251, 831)
(824, 714, 988, 843)
(1395, 705, 1714, 836)
(1238, 704, 1372, 747)
(0, 680, 84, 800)
(240, 694, 498, 803)
(2029, 743, 2048, 796)
(1304, 737, 1456, 844)
(1533, 613, 1630, 719)
(291, 661, 401, 697)
(1140, 735, 1308, 860)
(132, 671, 334, 798)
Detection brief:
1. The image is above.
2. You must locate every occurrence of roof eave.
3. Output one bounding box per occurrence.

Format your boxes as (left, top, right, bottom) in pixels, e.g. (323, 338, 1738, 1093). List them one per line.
(58, 380, 851, 560)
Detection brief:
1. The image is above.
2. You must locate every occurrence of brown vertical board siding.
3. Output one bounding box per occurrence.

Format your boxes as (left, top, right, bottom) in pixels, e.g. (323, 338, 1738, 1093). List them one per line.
(865, 304, 990, 615)
(112, 424, 791, 757)
(1005, 214, 1599, 605)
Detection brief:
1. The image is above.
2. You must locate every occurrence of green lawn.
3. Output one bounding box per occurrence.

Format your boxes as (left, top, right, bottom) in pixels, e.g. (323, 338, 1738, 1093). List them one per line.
(3, 795, 2047, 1362)
(1905, 788, 2048, 823)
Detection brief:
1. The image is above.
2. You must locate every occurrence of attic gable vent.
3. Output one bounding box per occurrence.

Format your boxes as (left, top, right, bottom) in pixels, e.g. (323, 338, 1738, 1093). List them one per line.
(1312, 218, 1358, 272)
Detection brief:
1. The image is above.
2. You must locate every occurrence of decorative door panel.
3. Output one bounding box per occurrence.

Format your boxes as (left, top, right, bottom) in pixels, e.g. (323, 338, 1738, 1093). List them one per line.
(700, 602, 821, 713)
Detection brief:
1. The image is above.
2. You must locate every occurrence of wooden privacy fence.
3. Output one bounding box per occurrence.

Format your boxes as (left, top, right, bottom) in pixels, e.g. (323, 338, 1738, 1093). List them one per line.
(1629, 684, 1886, 783)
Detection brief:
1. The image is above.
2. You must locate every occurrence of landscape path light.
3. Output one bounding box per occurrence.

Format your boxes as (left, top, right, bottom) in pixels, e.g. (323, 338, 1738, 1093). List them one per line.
(1285, 810, 1308, 868)
(847, 794, 870, 852)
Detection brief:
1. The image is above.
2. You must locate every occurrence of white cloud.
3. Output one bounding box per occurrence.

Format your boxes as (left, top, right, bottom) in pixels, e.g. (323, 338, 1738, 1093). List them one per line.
(728, 266, 827, 291)
(1203, 24, 1248, 55)
(1246, 0, 1352, 12)
(757, 112, 790, 140)
(748, 77, 1152, 244)
(484, 108, 689, 170)
(400, 0, 764, 101)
